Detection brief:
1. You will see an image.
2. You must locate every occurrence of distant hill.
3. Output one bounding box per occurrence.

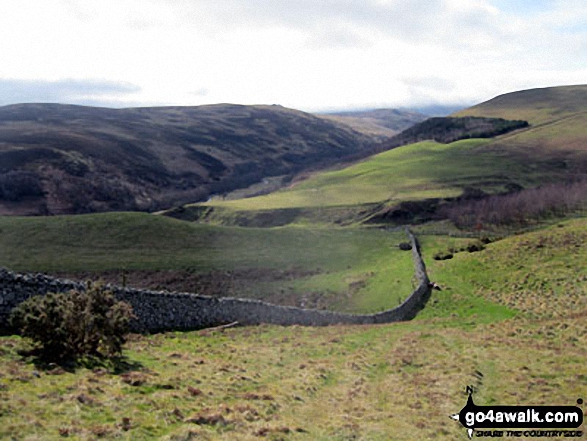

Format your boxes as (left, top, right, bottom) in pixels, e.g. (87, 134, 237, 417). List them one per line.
(184, 85, 587, 226)
(455, 85, 587, 124)
(455, 85, 587, 178)
(411, 104, 467, 117)
(317, 108, 427, 139)
(0, 103, 378, 215)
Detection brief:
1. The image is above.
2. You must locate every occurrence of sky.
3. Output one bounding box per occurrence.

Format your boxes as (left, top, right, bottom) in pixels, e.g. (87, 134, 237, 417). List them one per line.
(0, 0, 586, 112)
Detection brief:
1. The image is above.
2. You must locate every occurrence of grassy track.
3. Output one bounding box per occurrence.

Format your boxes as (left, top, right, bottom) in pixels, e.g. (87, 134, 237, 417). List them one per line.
(2, 318, 584, 440)
(1, 216, 586, 440)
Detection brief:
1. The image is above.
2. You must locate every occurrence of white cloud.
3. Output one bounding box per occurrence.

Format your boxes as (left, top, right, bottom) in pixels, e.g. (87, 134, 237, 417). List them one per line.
(0, 0, 584, 110)
(0, 79, 141, 106)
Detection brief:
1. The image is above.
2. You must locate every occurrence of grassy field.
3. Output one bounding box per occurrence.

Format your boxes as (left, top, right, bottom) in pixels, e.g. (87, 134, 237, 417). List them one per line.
(192, 123, 587, 219)
(1, 218, 585, 440)
(0, 212, 415, 313)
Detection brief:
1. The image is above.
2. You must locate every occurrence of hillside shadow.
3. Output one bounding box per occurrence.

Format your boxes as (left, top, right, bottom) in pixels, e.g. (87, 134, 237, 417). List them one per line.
(16, 347, 143, 374)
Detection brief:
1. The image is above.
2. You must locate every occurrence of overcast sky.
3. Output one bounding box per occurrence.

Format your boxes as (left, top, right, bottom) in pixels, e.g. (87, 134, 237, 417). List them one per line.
(0, 0, 586, 111)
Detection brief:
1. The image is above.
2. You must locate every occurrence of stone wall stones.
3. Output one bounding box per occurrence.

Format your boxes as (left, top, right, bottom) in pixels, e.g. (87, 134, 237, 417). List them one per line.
(0, 229, 431, 333)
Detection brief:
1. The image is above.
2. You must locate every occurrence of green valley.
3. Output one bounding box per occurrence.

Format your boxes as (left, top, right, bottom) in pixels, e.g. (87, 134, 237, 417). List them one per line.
(179, 86, 587, 227)
(1, 85, 586, 440)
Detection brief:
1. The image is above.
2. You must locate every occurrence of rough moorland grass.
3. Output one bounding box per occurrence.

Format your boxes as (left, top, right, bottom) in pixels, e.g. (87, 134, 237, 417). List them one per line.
(1, 218, 586, 440)
(0, 213, 414, 313)
(416, 217, 587, 329)
(1, 316, 584, 439)
(433, 219, 587, 319)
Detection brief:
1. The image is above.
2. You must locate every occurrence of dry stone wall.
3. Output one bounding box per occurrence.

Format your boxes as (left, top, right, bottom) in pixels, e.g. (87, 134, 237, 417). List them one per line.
(0, 229, 430, 333)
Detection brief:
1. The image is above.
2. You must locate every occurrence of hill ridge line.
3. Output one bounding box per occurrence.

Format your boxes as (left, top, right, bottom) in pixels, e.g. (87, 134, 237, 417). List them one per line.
(508, 111, 587, 134)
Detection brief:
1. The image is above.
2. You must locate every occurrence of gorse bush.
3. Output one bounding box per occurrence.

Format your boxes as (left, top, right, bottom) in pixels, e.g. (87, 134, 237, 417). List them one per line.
(10, 283, 134, 361)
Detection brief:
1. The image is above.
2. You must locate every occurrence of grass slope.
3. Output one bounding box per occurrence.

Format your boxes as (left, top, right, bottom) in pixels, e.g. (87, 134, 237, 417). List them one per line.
(0, 212, 414, 312)
(198, 138, 538, 211)
(456, 85, 587, 125)
(1, 219, 585, 440)
(186, 85, 587, 226)
(422, 218, 587, 321)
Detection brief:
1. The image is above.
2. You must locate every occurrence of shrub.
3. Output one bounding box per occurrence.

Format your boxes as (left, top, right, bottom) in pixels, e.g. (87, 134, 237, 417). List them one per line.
(479, 236, 495, 245)
(398, 242, 412, 251)
(0, 170, 44, 201)
(433, 251, 453, 261)
(466, 242, 485, 253)
(10, 284, 134, 361)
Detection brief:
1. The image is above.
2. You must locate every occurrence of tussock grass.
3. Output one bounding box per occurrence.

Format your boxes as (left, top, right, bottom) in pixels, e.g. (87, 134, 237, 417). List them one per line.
(1, 317, 584, 439)
(1, 217, 586, 439)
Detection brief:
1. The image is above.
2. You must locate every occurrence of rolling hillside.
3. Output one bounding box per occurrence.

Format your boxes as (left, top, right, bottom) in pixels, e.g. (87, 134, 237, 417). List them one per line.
(1, 86, 586, 440)
(318, 108, 428, 139)
(456, 85, 587, 183)
(0, 103, 381, 215)
(184, 85, 587, 226)
(455, 84, 587, 124)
